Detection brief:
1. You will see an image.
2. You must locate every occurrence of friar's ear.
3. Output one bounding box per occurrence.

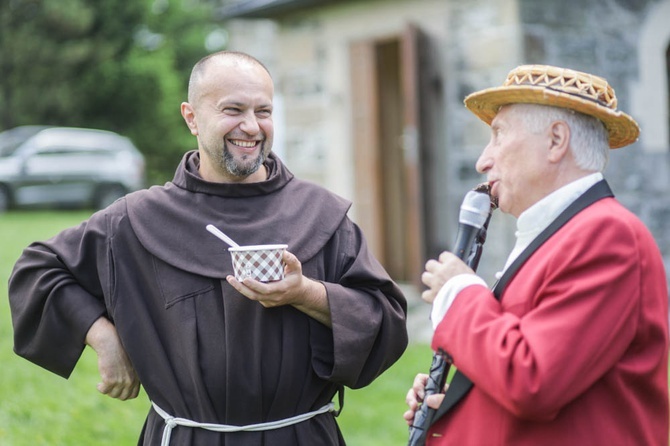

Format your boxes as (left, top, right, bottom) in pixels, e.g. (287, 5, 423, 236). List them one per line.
(181, 102, 199, 136)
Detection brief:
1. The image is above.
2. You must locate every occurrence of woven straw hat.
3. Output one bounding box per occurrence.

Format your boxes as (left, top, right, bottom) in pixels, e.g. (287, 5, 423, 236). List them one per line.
(464, 65, 640, 149)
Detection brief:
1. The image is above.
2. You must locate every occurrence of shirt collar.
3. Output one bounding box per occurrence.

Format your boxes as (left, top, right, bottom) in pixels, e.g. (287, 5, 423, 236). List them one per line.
(516, 172, 604, 239)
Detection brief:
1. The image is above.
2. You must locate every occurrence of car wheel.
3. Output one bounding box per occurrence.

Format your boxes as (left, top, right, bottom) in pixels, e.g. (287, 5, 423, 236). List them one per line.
(94, 185, 127, 210)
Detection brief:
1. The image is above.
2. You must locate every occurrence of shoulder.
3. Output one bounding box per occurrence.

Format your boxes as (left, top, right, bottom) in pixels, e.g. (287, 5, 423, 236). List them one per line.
(550, 197, 661, 264)
(86, 183, 175, 237)
(125, 182, 176, 205)
(283, 177, 352, 222)
(288, 177, 351, 207)
(574, 198, 652, 239)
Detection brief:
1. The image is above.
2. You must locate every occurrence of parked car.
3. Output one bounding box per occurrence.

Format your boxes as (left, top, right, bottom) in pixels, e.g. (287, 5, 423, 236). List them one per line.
(0, 126, 145, 212)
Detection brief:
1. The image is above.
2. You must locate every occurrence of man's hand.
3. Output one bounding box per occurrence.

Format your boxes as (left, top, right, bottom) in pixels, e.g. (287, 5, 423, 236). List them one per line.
(85, 317, 140, 400)
(403, 373, 447, 426)
(421, 251, 474, 304)
(226, 250, 332, 327)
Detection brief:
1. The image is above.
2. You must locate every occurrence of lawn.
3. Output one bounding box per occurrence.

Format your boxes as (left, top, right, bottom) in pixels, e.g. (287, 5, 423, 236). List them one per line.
(0, 210, 431, 445)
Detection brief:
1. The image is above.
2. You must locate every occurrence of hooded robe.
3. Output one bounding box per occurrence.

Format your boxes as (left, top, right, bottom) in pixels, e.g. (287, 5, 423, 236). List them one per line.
(9, 151, 408, 445)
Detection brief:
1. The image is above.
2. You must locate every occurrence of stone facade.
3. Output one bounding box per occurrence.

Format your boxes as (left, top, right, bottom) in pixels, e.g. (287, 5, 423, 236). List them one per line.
(219, 0, 670, 291)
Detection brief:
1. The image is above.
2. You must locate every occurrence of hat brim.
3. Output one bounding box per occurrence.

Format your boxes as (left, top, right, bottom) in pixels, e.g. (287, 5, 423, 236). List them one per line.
(464, 85, 640, 149)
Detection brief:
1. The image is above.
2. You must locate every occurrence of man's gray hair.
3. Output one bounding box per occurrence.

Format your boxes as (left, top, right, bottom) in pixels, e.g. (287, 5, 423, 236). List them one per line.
(510, 103, 610, 172)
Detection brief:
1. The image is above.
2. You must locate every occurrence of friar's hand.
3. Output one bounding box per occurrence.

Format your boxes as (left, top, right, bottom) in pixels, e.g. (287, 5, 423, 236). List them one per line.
(85, 317, 140, 400)
(403, 373, 447, 426)
(226, 250, 331, 327)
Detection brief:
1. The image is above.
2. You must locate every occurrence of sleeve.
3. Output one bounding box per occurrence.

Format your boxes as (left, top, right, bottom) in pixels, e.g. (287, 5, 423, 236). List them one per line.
(8, 211, 114, 378)
(432, 211, 649, 419)
(310, 217, 409, 389)
(431, 274, 488, 330)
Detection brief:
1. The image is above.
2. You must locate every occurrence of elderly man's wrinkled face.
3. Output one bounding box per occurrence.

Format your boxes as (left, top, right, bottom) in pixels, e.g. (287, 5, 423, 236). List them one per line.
(183, 59, 274, 183)
(475, 105, 551, 218)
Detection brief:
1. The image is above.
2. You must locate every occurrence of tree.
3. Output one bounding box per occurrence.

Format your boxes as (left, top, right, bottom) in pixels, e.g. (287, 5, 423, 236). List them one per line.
(0, 0, 222, 184)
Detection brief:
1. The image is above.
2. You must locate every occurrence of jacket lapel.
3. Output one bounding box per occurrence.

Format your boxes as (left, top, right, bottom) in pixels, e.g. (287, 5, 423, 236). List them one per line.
(430, 180, 614, 424)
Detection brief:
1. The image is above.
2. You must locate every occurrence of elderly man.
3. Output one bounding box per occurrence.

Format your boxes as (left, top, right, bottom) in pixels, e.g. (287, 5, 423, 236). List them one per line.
(9, 51, 408, 445)
(405, 65, 668, 445)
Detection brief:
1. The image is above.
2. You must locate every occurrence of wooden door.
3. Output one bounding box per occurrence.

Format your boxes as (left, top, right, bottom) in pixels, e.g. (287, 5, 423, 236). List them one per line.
(349, 24, 429, 283)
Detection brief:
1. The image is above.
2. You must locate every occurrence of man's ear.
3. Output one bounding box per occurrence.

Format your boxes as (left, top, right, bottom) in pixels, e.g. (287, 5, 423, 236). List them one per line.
(548, 120, 570, 163)
(181, 102, 198, 136)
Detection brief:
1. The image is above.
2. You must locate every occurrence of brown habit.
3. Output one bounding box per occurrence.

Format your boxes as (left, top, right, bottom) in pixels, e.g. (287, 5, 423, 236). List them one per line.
(9, 151, 408, 445)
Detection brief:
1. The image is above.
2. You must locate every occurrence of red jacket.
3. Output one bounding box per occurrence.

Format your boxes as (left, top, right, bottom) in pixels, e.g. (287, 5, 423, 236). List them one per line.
(429, 197, 669, 445)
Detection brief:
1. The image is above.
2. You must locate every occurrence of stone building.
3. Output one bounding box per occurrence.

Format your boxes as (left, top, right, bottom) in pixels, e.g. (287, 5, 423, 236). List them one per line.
(215, 0, 670, 297)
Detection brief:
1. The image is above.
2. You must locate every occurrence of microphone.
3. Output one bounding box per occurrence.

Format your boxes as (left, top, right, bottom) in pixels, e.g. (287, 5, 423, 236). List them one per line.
(452, 190, 492, 260)
(407, 188, 492, 446)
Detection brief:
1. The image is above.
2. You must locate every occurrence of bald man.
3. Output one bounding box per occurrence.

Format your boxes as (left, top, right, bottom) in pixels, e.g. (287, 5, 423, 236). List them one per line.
(9, 51, 408, 445)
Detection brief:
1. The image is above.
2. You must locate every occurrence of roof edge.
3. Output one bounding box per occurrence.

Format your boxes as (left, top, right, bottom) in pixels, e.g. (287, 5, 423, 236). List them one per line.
(216, 0, 336, 19)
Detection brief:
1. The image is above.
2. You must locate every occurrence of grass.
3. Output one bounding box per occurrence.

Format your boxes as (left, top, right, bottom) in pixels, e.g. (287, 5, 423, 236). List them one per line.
(0, 210, 431, 445)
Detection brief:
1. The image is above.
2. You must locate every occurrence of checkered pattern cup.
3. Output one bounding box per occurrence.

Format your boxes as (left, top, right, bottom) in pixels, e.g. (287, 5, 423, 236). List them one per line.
(228, 244, 288, 282)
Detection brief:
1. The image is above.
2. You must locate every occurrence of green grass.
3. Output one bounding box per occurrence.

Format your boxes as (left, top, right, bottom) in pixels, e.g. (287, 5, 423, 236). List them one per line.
(0, 210, 431, 445)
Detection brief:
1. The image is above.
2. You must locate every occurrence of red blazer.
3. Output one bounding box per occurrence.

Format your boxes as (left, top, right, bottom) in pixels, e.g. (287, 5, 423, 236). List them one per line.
(429, 197, 669, 445)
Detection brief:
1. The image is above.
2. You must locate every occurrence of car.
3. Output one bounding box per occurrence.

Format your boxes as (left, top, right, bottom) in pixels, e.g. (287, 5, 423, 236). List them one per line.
(0, 126, 145, 212)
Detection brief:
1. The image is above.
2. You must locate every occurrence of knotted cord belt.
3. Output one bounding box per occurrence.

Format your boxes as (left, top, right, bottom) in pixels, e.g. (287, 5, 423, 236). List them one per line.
(152, 401, 337, 446)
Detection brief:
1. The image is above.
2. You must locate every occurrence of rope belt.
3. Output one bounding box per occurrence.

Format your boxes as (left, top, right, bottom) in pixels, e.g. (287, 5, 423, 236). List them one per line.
(152, 401, 337, 446)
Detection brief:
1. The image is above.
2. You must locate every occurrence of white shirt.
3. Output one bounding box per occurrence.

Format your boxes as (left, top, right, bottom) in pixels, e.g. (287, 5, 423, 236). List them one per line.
(430, 172, 604, 330)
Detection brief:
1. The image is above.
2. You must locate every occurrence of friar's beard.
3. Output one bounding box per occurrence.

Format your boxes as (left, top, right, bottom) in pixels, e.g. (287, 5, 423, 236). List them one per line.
(223, 143, 267, 177)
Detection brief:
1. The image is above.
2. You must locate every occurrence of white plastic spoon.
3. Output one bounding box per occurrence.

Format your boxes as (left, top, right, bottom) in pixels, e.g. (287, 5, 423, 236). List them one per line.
(206, 224, 240, 248)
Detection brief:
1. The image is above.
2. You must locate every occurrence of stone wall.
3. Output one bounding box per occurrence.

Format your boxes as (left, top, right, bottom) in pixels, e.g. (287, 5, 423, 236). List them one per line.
(523, 0, 670, 284)
(221, 0, 670, 288)
(445, 0, 670, 286)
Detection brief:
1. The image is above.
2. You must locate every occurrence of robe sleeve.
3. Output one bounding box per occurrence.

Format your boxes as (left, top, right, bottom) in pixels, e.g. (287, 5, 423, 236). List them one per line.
(8, 212, 114, 379)
(310, 217, 408, 388)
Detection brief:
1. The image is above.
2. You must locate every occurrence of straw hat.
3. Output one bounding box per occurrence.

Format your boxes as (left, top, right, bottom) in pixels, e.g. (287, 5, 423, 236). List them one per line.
(464, 65, 640, 149)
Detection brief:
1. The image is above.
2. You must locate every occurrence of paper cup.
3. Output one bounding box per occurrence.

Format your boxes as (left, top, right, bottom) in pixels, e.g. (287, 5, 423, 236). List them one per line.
(228, 244, 288, 282)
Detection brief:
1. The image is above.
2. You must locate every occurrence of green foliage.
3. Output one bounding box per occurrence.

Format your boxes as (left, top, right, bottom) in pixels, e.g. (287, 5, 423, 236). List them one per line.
(0, 210, 431, 445)
(0, 0, 222, 185)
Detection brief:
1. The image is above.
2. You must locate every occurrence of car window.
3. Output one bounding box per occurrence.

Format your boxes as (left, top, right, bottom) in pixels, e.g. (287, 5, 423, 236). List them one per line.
(0, 140, 23, 157)
(0, 127, 48, 157)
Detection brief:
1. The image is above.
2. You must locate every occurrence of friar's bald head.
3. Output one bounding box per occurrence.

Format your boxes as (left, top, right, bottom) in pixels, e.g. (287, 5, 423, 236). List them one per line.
(187, 51, 272, 106)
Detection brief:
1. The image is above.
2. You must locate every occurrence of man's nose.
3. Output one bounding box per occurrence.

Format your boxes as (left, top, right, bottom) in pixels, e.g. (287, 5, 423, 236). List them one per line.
(239, 112, 260, 134)
(475, 145, 493, 174)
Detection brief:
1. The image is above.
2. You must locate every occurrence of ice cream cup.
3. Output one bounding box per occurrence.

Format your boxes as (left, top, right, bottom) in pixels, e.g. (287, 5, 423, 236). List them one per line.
(228, 244, 288, 282)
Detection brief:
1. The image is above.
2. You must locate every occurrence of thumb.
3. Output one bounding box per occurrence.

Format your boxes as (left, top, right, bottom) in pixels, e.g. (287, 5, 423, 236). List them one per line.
(425, 393, 445, 410)
(282, 250, 301, 272)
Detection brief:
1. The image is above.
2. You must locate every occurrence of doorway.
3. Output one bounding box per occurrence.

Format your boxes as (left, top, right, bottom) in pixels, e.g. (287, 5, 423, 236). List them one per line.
(349, 25, 433, 283)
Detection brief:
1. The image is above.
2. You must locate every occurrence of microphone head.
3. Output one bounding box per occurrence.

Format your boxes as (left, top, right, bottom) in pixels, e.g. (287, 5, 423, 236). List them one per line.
(459, 190, 491, 229)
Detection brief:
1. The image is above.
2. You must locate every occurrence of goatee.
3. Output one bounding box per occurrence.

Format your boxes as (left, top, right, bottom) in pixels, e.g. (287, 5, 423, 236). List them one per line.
(223, 145, 266, 177)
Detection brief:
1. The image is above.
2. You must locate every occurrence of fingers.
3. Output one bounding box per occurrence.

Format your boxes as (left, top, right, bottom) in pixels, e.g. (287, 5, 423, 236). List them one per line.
(228, 276, 287, 308)
(420, 287, 437, 304)
(421, 252, 477, 304)
(97, 362, 141, 401)
(421, 257, 448, 304)
(438, 251, 458, 263)
(227, 250, 304, 309)
(404, 373, 429, 425)
(97, 374, 141, 401)
(404, 374, 449, 425)
(412, 373, 428, 402)
(403, 408, 416, 426)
